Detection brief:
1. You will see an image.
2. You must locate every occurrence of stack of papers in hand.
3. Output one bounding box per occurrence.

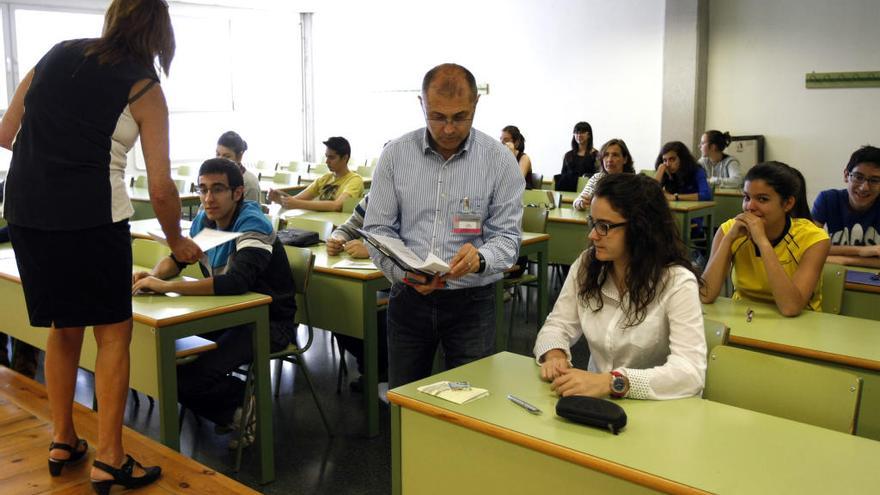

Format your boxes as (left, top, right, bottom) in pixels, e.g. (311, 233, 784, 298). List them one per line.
(148, 228, 242, 252)
(417, 381, 489, 405)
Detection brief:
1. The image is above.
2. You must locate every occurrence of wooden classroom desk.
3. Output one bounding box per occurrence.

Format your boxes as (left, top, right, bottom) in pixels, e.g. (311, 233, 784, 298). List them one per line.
(667, 200, 715, 248)
(841, 264, 880, 320)
(702, 296, 880, 440)
(547, 207, 589, 265)
(0, 245, 276, 483)
(388, 352, 880, 495)
(712, 188, 744, 225)
(128, 187, 201, 221)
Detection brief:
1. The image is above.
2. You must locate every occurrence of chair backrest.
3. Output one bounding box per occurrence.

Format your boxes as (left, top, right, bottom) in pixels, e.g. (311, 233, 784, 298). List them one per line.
(576, 175, 590, 193)
(273, 171, 293, 184)
(284, 245, 316, 351)
(528, 172, 544, 190)
(284, 161, 300, 172)
(287, 217, 333, 241)
(522, 206, 549, 233)
(310, 162, 329, 174)
(703, 345, 862, 434)
(639, 169, 655, 178)
(522, 189, 554, 208)
(131, 175, 147, 189)
(702, 319, 729, 360)
(176, 165, 192, 177)
(342, 196, 359, 213)
(131, 238, 203, 279)
(821, 263, 845, 314)
(356, 165, 373, 178)
(172, 179, 186, 193)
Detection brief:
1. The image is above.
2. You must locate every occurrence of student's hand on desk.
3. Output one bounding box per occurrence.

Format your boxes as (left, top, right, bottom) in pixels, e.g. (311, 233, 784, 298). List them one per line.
(168, 237, 202, 264)
(540, 349, 571, 381)
(132, 271, 151, 285)
(551, 369, 612, 398)
(132, 275, 171, 295)
(403, 272, 445, 295)
(326, 237, 344, 256)
(446, 243, 480, 279)
(344, 239, 370, 258)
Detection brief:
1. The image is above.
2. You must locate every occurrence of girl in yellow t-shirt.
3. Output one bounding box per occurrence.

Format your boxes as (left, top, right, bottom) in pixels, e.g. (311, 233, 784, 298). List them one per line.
(701, 162, 830, 315)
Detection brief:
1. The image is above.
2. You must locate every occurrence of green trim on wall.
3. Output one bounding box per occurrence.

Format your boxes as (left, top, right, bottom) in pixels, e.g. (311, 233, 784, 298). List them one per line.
(806, 71, 880, 89)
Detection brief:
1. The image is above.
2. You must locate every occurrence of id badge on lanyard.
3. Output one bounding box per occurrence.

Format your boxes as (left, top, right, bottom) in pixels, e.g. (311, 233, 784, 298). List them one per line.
(452, 196, 482, 235)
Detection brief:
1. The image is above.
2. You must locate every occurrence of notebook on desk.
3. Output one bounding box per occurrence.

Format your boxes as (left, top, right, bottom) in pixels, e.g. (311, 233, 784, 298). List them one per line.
(845, 270, 880, 287)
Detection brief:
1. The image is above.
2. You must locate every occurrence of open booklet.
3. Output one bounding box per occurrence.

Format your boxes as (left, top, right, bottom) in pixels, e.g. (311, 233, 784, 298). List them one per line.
(417, 381, 489, 405)
(148, 228, 242, 252)
(356, 228, 450, 276)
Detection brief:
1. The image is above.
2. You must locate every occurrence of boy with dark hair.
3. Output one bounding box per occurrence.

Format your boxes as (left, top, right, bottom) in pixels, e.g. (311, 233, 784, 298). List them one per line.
(813, 145, 880, 268)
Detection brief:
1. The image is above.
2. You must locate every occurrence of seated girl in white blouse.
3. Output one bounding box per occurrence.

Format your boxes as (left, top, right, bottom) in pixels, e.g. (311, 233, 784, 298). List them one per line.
(534, 173, 707, 400)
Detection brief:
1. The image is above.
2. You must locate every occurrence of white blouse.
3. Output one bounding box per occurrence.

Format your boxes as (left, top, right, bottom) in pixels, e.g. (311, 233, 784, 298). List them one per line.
(533, 256, 706, 400)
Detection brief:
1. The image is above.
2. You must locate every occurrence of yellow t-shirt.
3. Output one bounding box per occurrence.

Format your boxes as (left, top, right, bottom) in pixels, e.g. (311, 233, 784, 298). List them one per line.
(721, 217, 829, 311)
(305, 171, 364, 201)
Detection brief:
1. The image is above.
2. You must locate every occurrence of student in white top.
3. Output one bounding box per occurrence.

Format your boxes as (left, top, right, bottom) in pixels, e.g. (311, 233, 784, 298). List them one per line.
(572, 138, 635, 210)
(534, 173, 706, 400)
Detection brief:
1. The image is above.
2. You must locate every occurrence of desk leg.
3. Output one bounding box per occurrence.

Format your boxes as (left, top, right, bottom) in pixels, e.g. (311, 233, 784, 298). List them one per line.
(156, 333, 180, 451)
(390, 403, 401, 495)
(494, 279, 506, 352)
(362, 285, 379, 437)
(537, 243, 548, 327)
(252, 309, 275, 483)
(681, 211, 692, 247)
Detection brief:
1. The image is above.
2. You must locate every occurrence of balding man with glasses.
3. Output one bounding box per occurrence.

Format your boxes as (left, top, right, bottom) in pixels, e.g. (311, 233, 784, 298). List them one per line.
(364, 63, 524, 388)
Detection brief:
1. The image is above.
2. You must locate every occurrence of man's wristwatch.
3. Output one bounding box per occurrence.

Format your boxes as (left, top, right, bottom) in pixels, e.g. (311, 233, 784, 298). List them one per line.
(476, 252, 486, 274)
(610, 370, 629, 399)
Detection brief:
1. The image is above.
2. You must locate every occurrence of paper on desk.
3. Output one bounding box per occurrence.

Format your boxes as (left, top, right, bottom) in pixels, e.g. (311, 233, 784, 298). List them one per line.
(332, 259, 377, 270)
(417, 381, 489, 405)
(357, 230, 450, 275)
(148, 228, 242, 252)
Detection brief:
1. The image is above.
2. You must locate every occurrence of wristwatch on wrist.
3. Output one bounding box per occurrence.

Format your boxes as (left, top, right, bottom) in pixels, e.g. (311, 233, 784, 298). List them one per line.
(674, 193, 680, 201)
(610, 370, 629, 399)
(476, 252, 486, 274)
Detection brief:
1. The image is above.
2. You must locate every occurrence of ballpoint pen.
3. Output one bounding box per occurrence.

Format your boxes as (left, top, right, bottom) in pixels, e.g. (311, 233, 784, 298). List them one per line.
(507, 394, 542, 414)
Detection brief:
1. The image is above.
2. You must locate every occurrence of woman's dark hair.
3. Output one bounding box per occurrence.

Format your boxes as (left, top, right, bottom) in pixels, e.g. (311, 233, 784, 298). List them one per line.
(86, 0, 175, 76)
(570, 121, 593, 152)
(654, 141, 700, 194)
(845, 145, 880, 173)
(704, 130, 732, 157)
(217, 131, 248, 158)
(599, 138, 635, 173)
(577, 174, 701, 327)
(744, 161, 812, 220)
(502, 125, 525, 156)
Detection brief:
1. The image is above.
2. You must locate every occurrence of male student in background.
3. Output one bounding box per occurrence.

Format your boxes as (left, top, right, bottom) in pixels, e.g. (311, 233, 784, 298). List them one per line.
(267, 136, 364, 212)
(813, 145, 880, 268)
(133, 158, 297, 448)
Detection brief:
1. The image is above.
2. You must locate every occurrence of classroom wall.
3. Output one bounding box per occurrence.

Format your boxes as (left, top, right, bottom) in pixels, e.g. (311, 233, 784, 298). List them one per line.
(705, 0, 880, 204)
(311, 0, 666, 177)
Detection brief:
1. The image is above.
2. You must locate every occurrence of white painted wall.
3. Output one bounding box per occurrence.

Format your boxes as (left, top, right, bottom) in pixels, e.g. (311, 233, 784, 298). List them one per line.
(312, 0, 666, 176)
(706, 0, 880, 204)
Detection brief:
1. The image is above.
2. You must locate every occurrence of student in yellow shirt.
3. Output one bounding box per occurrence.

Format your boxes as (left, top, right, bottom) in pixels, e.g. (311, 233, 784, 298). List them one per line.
(268, 136, 364, 211)
(701, 162, 830, 316)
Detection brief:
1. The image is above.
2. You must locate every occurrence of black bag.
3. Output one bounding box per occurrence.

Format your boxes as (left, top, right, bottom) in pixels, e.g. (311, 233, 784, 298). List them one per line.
(277, 227, 320, 247)
(556, 396, 627, 434)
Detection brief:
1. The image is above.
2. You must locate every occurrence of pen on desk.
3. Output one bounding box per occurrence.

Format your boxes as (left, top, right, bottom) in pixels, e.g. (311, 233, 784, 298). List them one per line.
(746, 308, 754, 323)
(507, 394, 542, 415)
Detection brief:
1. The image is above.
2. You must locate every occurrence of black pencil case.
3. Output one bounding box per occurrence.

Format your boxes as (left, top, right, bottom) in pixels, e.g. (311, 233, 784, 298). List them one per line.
(556, 396, 627, 435)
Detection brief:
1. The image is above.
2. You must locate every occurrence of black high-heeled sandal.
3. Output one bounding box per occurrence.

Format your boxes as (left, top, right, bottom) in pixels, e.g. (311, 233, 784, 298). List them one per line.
(90, 455, 162, 495)
(48, 438, 88, 476)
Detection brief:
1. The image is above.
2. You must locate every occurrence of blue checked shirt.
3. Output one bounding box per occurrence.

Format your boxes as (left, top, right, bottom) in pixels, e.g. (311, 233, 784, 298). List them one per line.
(364, 127, 525, 289)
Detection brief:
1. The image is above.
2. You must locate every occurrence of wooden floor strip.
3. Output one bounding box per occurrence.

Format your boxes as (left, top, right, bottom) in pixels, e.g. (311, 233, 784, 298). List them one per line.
(0, 367, 258, 494)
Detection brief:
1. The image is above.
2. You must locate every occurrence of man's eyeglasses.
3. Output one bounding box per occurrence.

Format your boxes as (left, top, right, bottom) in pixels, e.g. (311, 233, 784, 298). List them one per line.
(848, 172, 880, 188)
(197, 184, 232, 196)
(587, 216, 627, 236)
(426, 116, 473, 127)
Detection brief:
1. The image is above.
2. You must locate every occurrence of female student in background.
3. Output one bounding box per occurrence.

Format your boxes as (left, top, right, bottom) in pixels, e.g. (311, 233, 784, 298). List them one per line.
(500, 125, 533, 188)
(216, 131, 261, 203)
(557, 121, 599, 191)
(699, 130, 743, 188)
(534, 174, 706, 400)
(654, 141, 712, 201)
(701, 162, 830, 316)
(572, 138, 634, 210)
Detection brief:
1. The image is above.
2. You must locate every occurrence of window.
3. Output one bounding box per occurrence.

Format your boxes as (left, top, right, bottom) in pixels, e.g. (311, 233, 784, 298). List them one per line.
(14, 8, 103, 76)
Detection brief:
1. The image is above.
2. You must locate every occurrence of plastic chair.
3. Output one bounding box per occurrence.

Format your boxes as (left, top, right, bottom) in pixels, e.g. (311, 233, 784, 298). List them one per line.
(522, 189, 554, 208)
(131, 238, 202, 278)
(130, 176, 148, 188)
(273, 171, 293, 184)
(287, 217, 333, 241)
(342, 196, 359, 213)
(528, 172, 544, 190)
(310, 162, 329, 174)
(503, 206, 549, 349)
(702, 319, 729, 360)
(821, 263, 845, 314)
(703, 345, 862, 434)
(576, 175, 590, 194)
(356, 165, 373, 178)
